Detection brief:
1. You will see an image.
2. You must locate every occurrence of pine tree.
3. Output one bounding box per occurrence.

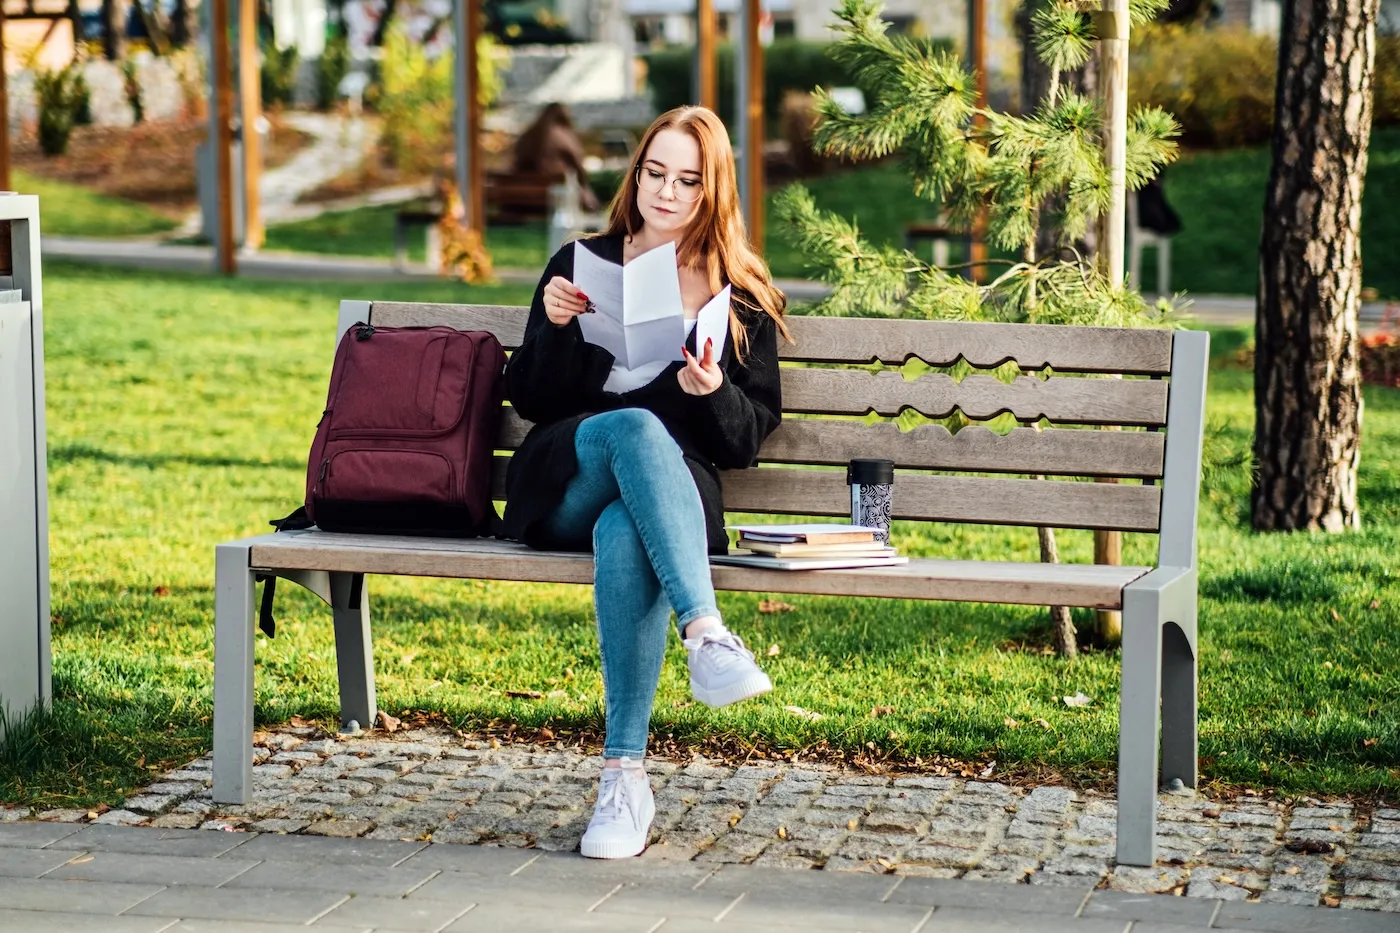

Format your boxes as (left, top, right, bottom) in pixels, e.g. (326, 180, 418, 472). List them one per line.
(774, 0, 1182, 657)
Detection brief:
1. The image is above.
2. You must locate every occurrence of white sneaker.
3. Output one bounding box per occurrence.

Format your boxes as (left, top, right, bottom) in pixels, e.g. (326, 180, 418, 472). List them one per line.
(684, 630, 773, 708)
(579, 759, 655, 859)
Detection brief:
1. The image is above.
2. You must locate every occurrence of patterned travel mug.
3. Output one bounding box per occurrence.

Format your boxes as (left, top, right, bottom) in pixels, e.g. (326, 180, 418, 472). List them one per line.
(847, 458, 895, 544)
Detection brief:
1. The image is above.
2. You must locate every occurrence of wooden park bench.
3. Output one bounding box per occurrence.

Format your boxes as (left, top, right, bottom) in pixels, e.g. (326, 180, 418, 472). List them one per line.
(212, 300, 1209, 868)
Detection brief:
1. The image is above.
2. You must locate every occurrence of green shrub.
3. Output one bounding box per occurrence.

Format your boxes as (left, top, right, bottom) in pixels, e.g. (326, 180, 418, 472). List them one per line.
(370, 26, 506, 175)
(72, 70, 92, 126)
(261, 43, 300, 108)
(316, 33, 350, 110)
(35, 67, 83, 156)
(1131, 25, 1400, 149)
(642, 39, 953, 129)
(122, 60, 144, 125)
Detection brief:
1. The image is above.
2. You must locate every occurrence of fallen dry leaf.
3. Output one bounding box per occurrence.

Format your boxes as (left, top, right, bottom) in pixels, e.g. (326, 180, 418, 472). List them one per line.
(1031, 718, 1053, 730)
(1203, 809, 1221, 818)
(1363, 738, 1379, 748)
(153, 585, 170, 597)
(784, 705, 824, 722)
(1218, 875, 1238, 886)
(847, 818, 859, 831)
(777, 826, 788, 840)
(1062, 692, 1093, 708)
(766, 643, 782, 657)
(1285, 839, 1336, 854)
(1369, 599, 1381, 610)
(1283, 866, 1301, 875)
(758, 599, 796, 614)
(69, 855, 94, 864)
(978, 761, 996, 778)
(289, 716, 312, 727)
(85, 811, 98, 821)
(870, 706, 895, 718)
(504, 689, 543, 700)
(399, 653, 417, 666)
(729, 813, 741, 827)
(1330, 608, 1343, 623)
(1322, 895, 1341, 907)
(376, 711, 401, 733)
(539, 727, 555, 741)
(1003, 717, 1019, 728)
(876, 857, 895, 870)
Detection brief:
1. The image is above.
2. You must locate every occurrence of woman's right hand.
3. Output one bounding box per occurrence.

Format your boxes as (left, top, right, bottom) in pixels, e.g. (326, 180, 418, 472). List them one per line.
(544, 276, 591, 326)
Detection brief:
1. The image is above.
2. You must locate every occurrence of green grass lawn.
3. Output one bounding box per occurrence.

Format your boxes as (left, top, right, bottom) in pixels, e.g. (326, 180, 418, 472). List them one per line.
(1161, 127, 1400, 298)
(15, 170, 179, 239)
(261, 163, 943, 282)
(2, 263, 1397, 809)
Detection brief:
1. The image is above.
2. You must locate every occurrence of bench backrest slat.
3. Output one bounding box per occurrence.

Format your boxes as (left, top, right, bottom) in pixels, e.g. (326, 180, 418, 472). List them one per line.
(359, 301, 1197, 537)
(498, 409, 1166, 479)
(780, 368, 1168, 426)
(487, 456, 1162, 532)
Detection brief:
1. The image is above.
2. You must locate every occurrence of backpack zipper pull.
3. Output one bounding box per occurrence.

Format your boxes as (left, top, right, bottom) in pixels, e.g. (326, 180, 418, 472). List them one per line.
(355, 324, 376, 341)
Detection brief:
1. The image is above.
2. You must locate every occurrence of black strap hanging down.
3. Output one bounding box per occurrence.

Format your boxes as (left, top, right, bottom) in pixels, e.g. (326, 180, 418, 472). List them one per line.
(256, 574, 277, 638)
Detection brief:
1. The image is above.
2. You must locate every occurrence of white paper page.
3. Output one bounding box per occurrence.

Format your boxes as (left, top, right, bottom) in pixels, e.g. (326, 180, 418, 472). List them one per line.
(625, 316, 688, 373)
(694, 284, 732, 357)
(622, 241, 686, 325)
(572, 242, 629, 363)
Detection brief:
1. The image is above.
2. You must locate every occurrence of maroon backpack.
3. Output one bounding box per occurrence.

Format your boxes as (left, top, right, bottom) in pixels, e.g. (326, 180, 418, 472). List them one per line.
(304, 322, 506, 537)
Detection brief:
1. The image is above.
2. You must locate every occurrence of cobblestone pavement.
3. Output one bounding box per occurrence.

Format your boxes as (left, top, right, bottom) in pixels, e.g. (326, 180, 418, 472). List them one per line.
(3, 725, 1397, 930)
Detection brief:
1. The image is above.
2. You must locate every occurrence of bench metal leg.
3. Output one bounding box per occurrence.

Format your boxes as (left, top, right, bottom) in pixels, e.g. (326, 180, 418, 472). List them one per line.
(1117, 568, 1199, 867)
(1117, 586, 1163, 867)
(213, 542, 256, 804)
(330, 572, 376, 730)
(1160, 611, 1198, 789)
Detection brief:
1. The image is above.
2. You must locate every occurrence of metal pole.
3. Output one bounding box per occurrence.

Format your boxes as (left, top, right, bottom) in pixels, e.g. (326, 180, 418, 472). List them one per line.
(210, 0, 236, 274)
(1095, 0, 1130, 642)
(238, 0, 263, 249)
(696, 0, 717, 110)
(454, 0, 484, 232)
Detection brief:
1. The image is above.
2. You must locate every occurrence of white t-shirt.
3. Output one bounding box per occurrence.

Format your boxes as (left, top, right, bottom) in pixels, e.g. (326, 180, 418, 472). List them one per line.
(603, 318, 699, 394)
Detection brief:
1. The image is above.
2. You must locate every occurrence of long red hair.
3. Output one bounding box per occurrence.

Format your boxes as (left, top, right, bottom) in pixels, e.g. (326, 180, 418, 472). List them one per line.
(598, 106, 790, 358)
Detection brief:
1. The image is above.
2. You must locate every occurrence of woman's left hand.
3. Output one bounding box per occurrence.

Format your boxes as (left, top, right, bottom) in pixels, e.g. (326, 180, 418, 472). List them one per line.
(678, 338, 723, 396)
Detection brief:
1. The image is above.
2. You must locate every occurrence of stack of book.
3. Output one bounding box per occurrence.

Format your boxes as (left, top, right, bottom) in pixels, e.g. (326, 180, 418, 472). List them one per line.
(710, 524, 908, 571)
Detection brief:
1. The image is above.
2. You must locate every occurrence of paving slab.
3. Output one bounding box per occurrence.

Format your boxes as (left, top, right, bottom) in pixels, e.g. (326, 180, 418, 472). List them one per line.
(312, 893, 473, 931)
(1213, 900, 1400, 932)
(722, 895, 932, 932)
(46, 824, 255, 857)
(1081, 890, 1221, 924)
(0, 907, 176, 932)
(397, 841, 539, 876)
(919, 907, 1139, 932)
(591, 882, 740, 920)
(221, 859, 439, 897)
(162, 922, 372, 933)
(0, 822, 84, 848)
(0, 875, 167, 914)
(888, 876, 1093, 914)
(123, 885, 350, 924)
(0, 846, 84, 878)
(407, 872, 621, 911)
(443, 903, 663, 932)
(46, 850, 261, 887)
(226, 832, 426, 866)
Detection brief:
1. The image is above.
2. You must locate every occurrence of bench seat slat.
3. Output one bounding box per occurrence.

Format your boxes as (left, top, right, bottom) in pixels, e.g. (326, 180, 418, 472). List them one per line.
(498, 411, 1166, 478)
(249, 532, 1150, 609)
(778, 369, 1168, 426)
(365, 304, 1175, 376)
(484, 459, 1161, 532)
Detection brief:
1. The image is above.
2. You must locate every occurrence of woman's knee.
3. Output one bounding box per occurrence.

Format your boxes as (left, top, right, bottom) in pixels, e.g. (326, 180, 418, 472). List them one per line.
(580, 408, 674, 453)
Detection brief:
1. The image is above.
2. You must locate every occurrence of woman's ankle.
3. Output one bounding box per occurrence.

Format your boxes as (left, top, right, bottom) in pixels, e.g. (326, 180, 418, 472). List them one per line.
(682, 615, 724, 640)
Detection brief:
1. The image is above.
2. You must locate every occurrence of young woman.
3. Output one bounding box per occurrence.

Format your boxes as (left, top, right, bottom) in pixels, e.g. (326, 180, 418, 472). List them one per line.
(501, 106, 791, 859)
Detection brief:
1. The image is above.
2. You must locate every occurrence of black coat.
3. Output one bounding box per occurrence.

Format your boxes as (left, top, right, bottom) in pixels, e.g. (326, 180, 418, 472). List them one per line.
(500, 233, 783, 555)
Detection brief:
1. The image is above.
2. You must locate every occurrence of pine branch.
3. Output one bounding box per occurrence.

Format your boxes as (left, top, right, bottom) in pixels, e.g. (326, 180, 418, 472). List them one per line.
(1125, 105, 1181, 190)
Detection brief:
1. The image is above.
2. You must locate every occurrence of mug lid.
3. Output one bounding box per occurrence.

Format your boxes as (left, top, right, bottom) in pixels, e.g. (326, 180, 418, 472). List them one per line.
(847, 458, 894, 484)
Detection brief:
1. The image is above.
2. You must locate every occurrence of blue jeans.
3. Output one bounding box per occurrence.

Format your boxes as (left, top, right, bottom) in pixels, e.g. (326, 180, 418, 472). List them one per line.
(541, 408, 722, 759)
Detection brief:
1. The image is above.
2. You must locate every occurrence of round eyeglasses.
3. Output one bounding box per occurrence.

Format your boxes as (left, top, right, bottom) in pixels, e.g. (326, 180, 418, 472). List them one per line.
(636, 167, 704, 203)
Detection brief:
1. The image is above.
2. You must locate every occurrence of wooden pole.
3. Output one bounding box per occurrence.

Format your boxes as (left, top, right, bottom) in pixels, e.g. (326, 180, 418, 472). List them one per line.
(0, 3, 10, 192)
(735, 0, 763, 249)
(454, 0, 484, 232)
(1094, 0, 1130, 643)
(210, 0, 236, 274)
(238, 0, 263, 249)
(696, 0, 717, 111)
(967, 0, 986, 280)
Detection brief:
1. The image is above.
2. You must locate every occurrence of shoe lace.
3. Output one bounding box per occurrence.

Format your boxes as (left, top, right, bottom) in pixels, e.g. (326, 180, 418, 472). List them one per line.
(595, 769, 643, 829)
(696, 632, 754, 672)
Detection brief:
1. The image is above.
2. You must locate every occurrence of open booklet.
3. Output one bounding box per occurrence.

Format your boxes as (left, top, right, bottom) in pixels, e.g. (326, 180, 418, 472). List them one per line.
(572, 240, 731, 370)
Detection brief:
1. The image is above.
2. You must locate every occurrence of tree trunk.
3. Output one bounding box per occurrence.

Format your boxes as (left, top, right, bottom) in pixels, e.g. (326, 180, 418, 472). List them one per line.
(1038, 525, 1078, 658)
(102, 0, 127, 61)
(1253, 0, 1374, 531)
(171, 0, 197, 47)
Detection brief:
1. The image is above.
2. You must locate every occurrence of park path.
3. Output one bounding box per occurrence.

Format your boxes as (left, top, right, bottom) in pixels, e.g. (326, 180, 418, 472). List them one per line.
(3, 723, 1396, 931)
(174, 112, 383, 239)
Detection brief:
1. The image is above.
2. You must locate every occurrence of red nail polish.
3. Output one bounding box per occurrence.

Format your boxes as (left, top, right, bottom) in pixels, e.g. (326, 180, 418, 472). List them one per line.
(705, 338, 713, 350)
